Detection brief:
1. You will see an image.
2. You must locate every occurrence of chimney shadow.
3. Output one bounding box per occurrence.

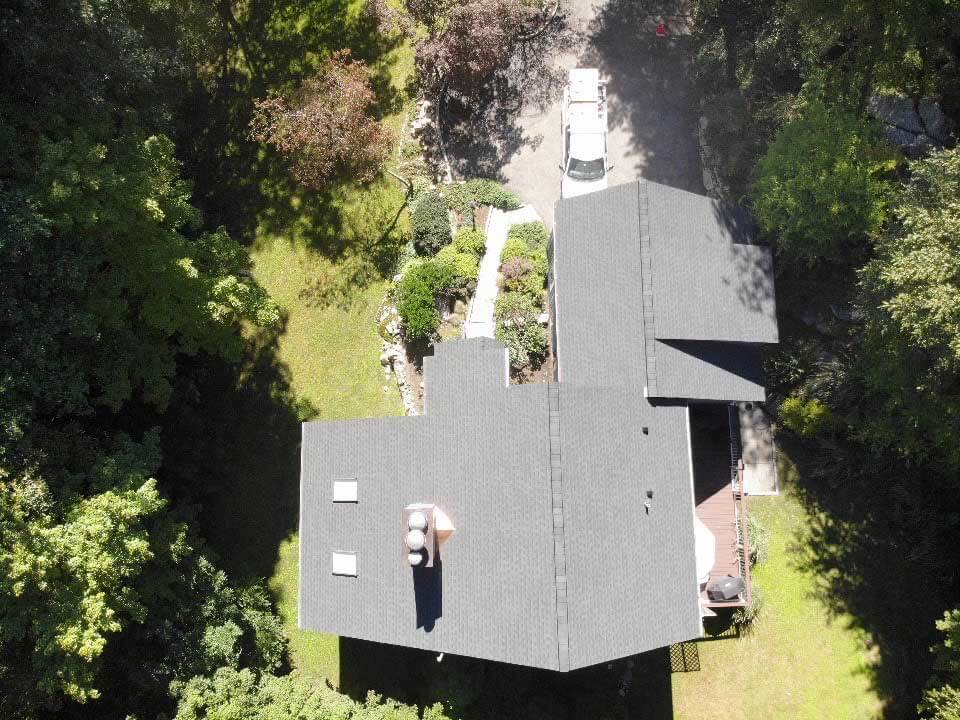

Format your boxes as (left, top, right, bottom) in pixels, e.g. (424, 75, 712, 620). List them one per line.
(413, 559, 443, 631)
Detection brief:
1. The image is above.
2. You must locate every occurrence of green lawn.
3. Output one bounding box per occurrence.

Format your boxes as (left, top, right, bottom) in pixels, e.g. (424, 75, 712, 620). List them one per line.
(672, 459, 883, 719)
(253, 28, 413, 682)
(252, 179, 407, 685)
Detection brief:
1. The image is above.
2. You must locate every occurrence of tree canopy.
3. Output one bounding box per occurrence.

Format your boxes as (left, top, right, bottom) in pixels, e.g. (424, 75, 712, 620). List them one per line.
(250, 51, 392, 190)
(752, 101, 896, 266)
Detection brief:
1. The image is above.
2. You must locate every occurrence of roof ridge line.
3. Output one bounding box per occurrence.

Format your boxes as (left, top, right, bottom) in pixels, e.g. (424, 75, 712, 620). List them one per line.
(637, 181, 658, 397)
(547, 382, 570, 671)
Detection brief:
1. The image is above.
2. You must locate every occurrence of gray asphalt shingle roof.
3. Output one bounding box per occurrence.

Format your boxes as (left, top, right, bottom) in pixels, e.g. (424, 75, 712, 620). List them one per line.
(645, 182, 778, 344)
(299, 180, 777, 672)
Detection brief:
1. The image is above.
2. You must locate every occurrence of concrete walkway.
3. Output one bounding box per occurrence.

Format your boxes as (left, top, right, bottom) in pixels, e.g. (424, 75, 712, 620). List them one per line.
(465, 205, 542, 338)
(739, 403, 779, 495)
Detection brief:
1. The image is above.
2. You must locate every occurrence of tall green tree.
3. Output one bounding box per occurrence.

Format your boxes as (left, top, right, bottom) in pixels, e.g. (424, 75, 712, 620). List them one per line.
(857, 147, 960, 466)
(752, 100, 896, 267)
(920, 609, 960, 719)
(0, 436, 172, 709)
(173, 667, 452, 720)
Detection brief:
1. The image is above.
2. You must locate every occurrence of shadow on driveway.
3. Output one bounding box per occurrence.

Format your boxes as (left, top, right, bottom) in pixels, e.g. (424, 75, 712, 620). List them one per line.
(581, 0, 704, 194)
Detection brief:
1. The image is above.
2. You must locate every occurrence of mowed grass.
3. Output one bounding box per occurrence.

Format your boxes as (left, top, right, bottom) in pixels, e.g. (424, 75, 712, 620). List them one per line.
(253, 177, 407, 685)
(672, 459, 883, 719)
(255, 27, 414, 683)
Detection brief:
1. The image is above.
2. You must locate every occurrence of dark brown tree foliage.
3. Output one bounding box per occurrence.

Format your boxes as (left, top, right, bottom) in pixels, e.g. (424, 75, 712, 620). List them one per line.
(250, 51, 391, 189)
(410, 0, 541, 97)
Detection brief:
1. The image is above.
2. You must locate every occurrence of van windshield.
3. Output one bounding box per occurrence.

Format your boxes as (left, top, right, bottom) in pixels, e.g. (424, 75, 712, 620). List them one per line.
(567, 158, 605, 181)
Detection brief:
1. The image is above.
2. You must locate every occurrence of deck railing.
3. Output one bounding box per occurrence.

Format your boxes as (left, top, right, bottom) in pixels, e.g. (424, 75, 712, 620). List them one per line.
(702, 404, 753, 609)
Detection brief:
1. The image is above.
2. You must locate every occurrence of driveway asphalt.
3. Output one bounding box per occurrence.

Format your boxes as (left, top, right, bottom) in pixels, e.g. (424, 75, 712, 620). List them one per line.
(450, 0, 705, 227)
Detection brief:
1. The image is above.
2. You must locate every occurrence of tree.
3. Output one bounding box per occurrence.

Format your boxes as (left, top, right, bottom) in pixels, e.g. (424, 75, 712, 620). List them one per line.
(920, 609, 960, 719)
(864, 148, 960, 363)
(0, 133, 279, 470)
(785, 0, 960, 111)
(173, 667, 452, 720)
(855, 147, 960, 467)
(250, 51, 392, 190)
(0, 439, 169, 707)
(413, 0, 536, 97)
(752, 100, 896, 266)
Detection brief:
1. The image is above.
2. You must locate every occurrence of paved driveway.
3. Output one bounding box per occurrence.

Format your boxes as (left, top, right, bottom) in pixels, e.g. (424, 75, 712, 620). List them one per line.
(450, 0, 704, 226)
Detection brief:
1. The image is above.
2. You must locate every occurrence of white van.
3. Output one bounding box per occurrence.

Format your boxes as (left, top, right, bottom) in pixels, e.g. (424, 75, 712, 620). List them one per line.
(561, 68, 609, 198)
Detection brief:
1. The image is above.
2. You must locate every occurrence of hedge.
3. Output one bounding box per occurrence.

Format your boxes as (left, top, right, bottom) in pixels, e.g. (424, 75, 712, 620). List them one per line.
(444, 179, 522, 214)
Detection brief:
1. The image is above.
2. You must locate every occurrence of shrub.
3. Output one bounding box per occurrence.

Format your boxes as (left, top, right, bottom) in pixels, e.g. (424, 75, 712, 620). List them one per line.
(444, 179, 522, 214)
(436, 244, 479, 282)
(496, 322, 548, 371)
(466, 178, 522, 210)
(494, 291, 547, 370)
(500, 256, 534, 285)
(502, 239, 548, 276)
(780, 395, 832, 437)
(732, 587, 763, 633)
(396, 260, 455, 339)
(494, 291, 539, 326)
(502, 222, 549, 276)
(500, 256, 545, 298)
(451, 227, 487, 258)
(748, 514, 769, 567)
(507, 221, 549, 248)
(412, 191, 452, 255)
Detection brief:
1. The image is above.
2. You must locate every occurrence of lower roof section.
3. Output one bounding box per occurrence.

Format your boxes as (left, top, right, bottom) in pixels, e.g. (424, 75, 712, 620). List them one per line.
(652, 340, 766, 402)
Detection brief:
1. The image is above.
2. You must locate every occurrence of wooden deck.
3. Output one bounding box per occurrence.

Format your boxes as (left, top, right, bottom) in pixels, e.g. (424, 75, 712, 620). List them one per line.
(690, 405, 750, 609)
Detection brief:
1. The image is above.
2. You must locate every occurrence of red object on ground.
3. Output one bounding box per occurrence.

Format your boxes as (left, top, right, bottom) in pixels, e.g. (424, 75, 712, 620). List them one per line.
(656, 22, 668, 38)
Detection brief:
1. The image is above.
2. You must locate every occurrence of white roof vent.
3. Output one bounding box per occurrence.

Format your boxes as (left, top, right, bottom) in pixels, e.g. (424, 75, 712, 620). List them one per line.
(405, 529, 426, 551)
(408, 510, 428, 531)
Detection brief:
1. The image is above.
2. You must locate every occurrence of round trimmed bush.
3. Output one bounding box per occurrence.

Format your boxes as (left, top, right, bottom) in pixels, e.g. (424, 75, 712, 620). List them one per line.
(436, 245, 479, 282)
(412, 191, 452, 255)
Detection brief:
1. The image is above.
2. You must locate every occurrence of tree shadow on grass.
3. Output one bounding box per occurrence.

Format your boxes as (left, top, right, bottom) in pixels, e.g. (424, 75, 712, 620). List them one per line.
(339, 638, 673, 719)
(175, 0, 407, 257)
(157, 320, 306, 580)
(580, 0, 704, 193)
(778, 433, 960, 719)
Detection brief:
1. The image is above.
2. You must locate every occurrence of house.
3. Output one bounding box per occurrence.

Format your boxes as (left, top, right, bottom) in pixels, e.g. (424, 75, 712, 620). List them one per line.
(298, 180, 778, 672)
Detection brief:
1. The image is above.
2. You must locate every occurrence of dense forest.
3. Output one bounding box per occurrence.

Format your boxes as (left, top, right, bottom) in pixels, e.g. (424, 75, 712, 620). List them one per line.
(688, 1, 960, 717)
(0, 1, 423, 718)
(3, 0, 960, 718)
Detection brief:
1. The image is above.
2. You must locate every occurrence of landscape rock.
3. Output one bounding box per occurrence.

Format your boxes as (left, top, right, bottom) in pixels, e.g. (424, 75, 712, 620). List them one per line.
(868, 95, 952, 157)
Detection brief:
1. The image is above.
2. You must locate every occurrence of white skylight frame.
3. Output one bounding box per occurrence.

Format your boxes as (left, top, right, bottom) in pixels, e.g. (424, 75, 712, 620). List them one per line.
(332, 479, 358, 503)
(331, 551, 357, 577)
